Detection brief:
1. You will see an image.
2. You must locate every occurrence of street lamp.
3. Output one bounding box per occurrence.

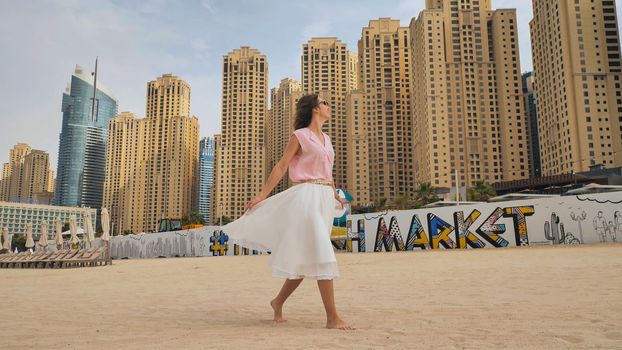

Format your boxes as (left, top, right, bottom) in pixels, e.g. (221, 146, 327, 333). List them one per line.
(455, 169, 460, 205)
(110, 205, 116, 236)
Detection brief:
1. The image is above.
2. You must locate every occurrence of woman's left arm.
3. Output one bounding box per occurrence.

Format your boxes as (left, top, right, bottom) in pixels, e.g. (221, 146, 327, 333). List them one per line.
(332, 183, 347, 208)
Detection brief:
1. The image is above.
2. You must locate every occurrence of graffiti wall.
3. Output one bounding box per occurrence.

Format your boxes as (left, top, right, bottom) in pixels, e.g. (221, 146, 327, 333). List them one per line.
(109, 226, 261, 259)
(343, 192, 622, 252)
(107, 192, 621, 259)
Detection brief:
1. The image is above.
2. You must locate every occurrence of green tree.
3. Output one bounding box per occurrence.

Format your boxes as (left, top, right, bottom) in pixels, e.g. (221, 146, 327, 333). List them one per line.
(467, 180, 496, 202)
(414, 182, 440, 207)
(182, 211, 205, 226)
(371, 198, 388, 211)
(62, 223, 70, 232)
(351, 205, 375, 214)
(391, 194, 413, 210)
(123, 230, 134, 235)
(219, 216, 233, 226)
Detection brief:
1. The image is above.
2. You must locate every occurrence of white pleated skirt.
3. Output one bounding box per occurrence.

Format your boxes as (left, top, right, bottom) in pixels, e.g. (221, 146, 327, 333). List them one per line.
(222, 183, 345, 280)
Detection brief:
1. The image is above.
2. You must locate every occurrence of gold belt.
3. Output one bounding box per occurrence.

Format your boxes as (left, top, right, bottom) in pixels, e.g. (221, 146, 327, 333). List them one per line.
(292, 179, 334, 187)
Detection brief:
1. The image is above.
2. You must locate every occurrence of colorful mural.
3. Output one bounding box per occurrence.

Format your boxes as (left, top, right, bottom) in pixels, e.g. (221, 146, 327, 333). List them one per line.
(348, 192, 622, 252)
(345, 219, 366, 252)
(209, 230, 229, 256)
(108, 193, 621, 259)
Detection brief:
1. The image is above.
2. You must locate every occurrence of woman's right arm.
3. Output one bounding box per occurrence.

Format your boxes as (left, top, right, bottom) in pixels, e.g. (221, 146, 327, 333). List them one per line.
(247, 134, 301, 210)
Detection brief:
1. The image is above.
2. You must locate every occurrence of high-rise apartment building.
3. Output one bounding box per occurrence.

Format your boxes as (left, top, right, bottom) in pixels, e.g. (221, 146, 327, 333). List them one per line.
(0, 143, 31, 201)
(522, 72, 541, 178)
(0, 144, 52, 203)
(102, 112, 139, 234)
(215, 47, 268, 220)
(47, 170, 55, 193)
(211, 134, 221, 225)
(410, 0, 528, 189)
(18, 150, 51, 202)
(199, 137, 215, 224)
(103, 75, 199, 234)
(302, 38, 357, 191)
(0, 164, 8, 202)
(351, 18, 413, 205)
(345, 90, 370, 206)
(531, 0, 622, 175)
(55, 65, 118, 209)
(267, 78, 302, 194)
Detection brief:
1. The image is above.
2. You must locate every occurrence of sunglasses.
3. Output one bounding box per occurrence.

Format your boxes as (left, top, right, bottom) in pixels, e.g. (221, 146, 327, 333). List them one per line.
(317, 100, 330, 107)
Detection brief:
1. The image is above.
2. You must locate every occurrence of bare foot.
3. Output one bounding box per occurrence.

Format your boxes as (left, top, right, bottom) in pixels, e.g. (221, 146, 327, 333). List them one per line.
(326, 317, 355, 330)
(270, 299, 286, 323)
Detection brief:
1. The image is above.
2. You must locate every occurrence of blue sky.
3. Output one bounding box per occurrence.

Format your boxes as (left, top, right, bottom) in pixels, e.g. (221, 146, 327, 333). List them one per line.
(0, 0, 620, 169)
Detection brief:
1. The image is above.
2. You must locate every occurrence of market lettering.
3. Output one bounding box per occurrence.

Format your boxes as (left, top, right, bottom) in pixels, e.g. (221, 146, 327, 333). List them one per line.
(371, 206, 535, 251)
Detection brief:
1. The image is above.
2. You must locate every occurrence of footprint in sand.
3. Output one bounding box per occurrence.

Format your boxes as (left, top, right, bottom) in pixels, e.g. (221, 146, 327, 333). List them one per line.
(554, 335, 584, 344)
(604, 332, 622, 341)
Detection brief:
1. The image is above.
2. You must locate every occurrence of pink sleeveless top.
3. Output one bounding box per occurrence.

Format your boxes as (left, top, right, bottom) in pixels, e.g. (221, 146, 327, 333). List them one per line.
(288, 127, 334, 183)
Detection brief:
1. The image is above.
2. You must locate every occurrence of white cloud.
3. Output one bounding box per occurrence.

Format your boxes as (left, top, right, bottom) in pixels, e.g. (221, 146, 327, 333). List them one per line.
(200, 0, 217, 14)
(0, 0, 198, 167)
(138, 0, 170, 14)
(301, 20, 333, 40)
(397, 0, 425, 16)
(1, 0, 620, 170)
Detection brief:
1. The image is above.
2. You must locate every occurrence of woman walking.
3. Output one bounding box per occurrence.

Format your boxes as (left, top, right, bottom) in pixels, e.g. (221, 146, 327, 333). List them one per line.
(222, 94, 354, 330)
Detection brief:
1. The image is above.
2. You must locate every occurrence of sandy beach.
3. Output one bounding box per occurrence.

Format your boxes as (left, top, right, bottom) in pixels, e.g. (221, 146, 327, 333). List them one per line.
(1, 244, 621, 349)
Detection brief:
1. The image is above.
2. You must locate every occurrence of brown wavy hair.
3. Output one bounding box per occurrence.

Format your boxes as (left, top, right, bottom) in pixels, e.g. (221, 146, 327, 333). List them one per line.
(294, 94, 319, 130)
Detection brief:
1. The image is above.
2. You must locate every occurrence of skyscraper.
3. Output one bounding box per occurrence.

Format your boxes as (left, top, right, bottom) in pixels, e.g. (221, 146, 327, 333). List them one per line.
(0, 143, 31, 201)
(102, 112, 139, 234)
(18, 150, 51, 202)
(522, 72, 541, 178)
(302, 38, 357, 192)
(0, 144, 52, 203)
(345, 90, 370, 206)
(352, 18, 413, 205)
(199, 137, 215, 224)
(410, 0, 528, 189)
(55, 65, 118, 210)
(267, 78, 302, 194)
(211, 134, 221, 225)
(215, 47, 268, 221)
(47, 169, 55, 193)
(531, 0, 622, 175)
(103, 75, 199, 233)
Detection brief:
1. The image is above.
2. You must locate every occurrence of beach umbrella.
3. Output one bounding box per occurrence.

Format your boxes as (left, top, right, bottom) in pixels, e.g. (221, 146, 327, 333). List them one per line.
(38, 221, 49, 248)
(84, 211, 95, 243)
(2, 227, 10, 251)
(25, 223, 35, 249)
(69, 215, 80, 245)
(100, 208, 111, 242)
(55, 218, 63, 249)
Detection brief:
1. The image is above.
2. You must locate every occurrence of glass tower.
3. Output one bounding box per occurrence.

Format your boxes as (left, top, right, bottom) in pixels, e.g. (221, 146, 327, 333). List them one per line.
(55, 65, 118, 211)
(199, 137, 215, 224)
(522, 72, 541, 178)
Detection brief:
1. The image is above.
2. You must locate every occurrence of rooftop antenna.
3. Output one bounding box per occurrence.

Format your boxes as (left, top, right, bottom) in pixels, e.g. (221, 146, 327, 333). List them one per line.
(90, 57, 98, 122)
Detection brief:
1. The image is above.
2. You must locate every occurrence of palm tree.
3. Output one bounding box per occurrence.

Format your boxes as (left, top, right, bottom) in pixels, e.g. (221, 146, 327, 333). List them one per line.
(371, 198, 388, 211)
(221, 216, 233, 225)
(391, 194, 412, 210)
(414, 182, 440, 207)
(182, 211, 205, 225)
(467, 180, 496, 201)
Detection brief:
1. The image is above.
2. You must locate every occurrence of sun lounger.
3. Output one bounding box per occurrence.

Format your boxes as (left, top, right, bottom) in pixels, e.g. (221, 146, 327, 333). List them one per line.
(0, 246, 112, 269)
